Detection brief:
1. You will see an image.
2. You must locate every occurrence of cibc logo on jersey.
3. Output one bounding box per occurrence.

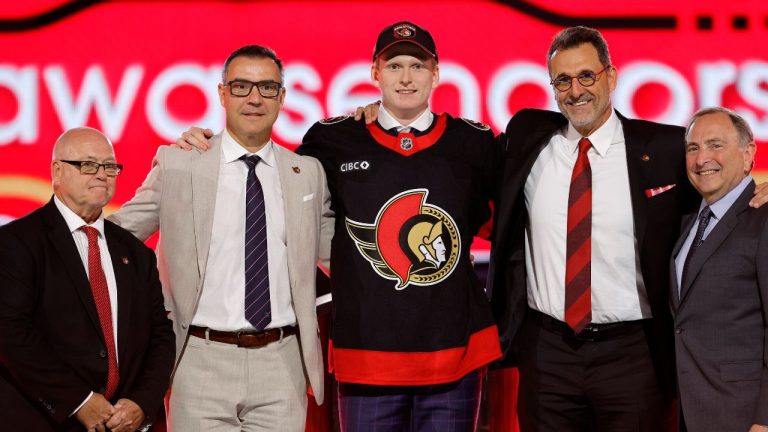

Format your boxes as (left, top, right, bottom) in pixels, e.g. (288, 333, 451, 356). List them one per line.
(346, 189, 460, 290)
(340, 160, 369, 172)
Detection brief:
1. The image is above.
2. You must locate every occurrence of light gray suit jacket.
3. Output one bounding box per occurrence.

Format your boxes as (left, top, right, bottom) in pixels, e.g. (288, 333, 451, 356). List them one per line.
(110, 134, 333, 404)
(670, 181, 768, 431)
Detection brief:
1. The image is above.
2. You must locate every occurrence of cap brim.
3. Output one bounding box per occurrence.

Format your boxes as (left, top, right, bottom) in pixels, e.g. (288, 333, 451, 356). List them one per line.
(373, 40, 436, 61)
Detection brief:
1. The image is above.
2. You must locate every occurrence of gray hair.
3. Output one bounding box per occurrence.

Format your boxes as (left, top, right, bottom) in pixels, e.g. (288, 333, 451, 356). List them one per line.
(686, 107, 754, 148)
(547, 26, 612, 71)
(221, 45, 284, 83)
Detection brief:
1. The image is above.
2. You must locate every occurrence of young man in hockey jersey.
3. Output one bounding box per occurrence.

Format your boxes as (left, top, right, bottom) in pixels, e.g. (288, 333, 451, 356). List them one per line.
(175, 21, 502, 432)
(177, 22, 501, 432)
(297, 21, 502, 431)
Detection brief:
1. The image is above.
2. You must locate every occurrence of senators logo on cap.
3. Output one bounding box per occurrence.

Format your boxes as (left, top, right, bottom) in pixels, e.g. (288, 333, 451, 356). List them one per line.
(346, 189, 460, 290)
(394, 24, 416, 39)
(372, 20, 438, 62)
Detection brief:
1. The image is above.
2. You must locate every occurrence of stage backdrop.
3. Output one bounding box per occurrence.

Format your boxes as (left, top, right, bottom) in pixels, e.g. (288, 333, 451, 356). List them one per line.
(1, 0, 767, 258)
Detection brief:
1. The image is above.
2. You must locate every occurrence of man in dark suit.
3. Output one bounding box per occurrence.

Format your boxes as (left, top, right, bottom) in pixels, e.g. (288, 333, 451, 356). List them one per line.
(490, 26, 698, 431)
(0, 127, 175, 432)
(671, 107, 768, 432)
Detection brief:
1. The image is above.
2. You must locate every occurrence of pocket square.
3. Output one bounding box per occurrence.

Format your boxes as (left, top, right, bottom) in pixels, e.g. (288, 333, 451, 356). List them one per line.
(303, 193, 315, 202)
(645, 183, 676, 198)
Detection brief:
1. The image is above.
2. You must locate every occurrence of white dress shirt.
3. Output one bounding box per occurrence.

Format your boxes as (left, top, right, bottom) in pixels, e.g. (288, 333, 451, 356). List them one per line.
(54, 196, 118, 414)
(378, 106, 433, 132)
(524, 111, 651, 323)
(192, 129, 295, 331)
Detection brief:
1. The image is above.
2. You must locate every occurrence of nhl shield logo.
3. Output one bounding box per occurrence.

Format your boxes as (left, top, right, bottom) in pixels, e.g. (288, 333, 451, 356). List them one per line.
(400, 137, 413, 151)
(346, 189, 461, 290)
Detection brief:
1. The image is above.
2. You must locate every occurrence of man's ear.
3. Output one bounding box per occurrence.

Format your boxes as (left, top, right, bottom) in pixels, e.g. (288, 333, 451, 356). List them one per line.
(371, 63, 382, 89)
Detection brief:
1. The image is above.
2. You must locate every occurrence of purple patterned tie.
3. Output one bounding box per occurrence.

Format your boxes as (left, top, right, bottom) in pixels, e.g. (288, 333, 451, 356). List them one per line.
(681, 207, 713, 288)
(241, 155, 271, 330)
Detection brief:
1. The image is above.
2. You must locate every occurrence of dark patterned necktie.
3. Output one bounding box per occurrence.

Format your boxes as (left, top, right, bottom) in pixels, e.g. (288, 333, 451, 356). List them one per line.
(565, 137, 592, 333)
(681, 207, 713, 288)
(241, 155, 271, 330)
(81, 226, 119, 398)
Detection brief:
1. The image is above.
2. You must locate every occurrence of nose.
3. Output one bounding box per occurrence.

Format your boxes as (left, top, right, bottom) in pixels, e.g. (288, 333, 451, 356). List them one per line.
(246, 88, 264, 105)
(400, 68, 412, 84)
(695, 148, 713, 167)
(93, 165, 108, 180)
(569, 78, 586, 97)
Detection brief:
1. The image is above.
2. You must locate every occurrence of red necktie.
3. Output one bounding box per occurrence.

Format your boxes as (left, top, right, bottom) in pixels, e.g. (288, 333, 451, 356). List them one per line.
(81, 226, 119, 399)
(565, 138, 592, 333)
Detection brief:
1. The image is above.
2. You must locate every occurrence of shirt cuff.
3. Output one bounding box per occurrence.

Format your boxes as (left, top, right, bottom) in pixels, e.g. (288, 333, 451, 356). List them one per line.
(69, 391, 93, 417)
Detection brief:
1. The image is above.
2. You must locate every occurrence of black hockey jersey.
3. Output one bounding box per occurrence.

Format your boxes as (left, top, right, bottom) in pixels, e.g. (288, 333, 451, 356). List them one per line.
(298, 113, 502, 385)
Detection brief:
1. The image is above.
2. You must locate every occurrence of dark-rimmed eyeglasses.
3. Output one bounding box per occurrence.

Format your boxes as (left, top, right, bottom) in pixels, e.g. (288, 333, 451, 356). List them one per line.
(224, 79, 283, 98)
(59, 160, 123, 176)
(550, 66, 611, 92)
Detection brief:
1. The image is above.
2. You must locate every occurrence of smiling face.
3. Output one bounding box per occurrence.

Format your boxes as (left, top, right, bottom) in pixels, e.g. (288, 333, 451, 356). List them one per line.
(218, 55, 285, 150)
(685, 112, 756, 204)
(51, 128, 116, 223)
(549, 43, 617, 137)
(372, 47, 439, 124)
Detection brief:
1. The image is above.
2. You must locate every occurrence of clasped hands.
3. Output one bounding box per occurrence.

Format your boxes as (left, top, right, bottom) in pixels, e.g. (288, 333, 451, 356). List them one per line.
(75, 393, 145, 432)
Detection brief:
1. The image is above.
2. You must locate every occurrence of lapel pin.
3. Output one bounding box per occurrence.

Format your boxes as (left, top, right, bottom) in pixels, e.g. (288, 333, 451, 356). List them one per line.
(641, 154, 650, 161)
(122, 256, 129, 264)
(292, 166, 300, 174)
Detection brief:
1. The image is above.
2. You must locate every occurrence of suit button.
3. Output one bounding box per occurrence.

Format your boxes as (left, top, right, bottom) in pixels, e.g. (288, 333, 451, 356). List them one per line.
(99, 386, 106, 394)
(182, 322, 188, 329)
(99, 349, 107, 358)
(675, 327, 682, 334)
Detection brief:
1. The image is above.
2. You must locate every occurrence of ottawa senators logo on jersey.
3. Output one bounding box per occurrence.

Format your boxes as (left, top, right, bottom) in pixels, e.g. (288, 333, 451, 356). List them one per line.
(346, 189, 461, 290)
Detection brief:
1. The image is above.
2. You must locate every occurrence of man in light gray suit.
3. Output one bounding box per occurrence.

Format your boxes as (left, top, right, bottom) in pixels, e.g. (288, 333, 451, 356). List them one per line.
(672, 107, 768, 432)
(109, 45, 333, 431)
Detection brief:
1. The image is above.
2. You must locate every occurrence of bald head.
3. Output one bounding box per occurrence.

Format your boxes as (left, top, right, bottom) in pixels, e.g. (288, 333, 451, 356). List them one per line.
(51, 127, 117, 223)
(52, 127, 113, 161)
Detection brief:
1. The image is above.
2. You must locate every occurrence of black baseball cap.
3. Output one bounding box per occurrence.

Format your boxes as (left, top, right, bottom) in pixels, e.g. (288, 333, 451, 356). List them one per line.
(372, 21, 438, 62)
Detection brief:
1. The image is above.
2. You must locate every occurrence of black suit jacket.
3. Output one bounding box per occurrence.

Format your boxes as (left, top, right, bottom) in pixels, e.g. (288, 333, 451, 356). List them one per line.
(0, 199, 175, 431)
(489, 108, 697, 393)
(670, 182, 768, 431)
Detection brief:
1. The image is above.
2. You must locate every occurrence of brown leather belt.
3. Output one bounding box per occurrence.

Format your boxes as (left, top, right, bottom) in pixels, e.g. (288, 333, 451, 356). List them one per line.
(188, 325, 296, 348)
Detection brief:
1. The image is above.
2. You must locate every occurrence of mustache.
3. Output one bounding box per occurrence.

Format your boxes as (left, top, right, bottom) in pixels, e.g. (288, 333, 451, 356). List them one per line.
(566, 94, 593, 104)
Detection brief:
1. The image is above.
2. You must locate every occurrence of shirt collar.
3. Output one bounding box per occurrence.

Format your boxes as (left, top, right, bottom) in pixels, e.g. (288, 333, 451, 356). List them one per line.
(698, 175, 753, 221)
(53, 195, 105, 237)
(564, 109, 622, 158)
(220, 128, 276, 167)
(377, 106, 434, 132)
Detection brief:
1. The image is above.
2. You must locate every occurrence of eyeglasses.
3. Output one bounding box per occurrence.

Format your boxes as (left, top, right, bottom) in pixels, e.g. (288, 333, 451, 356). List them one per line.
(224, 79, 283, 98)
(550, 66, 611, 92)
(59, 160, 123, 176)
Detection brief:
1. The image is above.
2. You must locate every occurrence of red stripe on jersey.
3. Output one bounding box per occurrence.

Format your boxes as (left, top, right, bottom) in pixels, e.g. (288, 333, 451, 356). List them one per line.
(329, 325, 502, 385)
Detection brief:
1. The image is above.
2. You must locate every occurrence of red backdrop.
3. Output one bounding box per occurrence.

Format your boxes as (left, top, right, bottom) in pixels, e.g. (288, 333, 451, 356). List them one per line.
(1, 0, 767, 254)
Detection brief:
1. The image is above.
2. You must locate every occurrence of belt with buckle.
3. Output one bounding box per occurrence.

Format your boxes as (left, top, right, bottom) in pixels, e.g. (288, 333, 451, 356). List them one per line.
(188, 325, 296, 348)
(527, 309, 645, 342)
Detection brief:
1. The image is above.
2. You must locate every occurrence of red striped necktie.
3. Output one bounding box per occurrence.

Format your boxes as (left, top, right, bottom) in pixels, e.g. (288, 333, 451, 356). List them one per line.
(565, 137, 592, 333)
(81, 226, 119, 398)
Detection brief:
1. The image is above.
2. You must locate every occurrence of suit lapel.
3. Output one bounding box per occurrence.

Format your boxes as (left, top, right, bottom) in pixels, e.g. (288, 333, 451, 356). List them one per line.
(191, 136, 222, 277)
(496, 114, 566, 244)
(274, 145, 303, 288)
(618, 113, 651, 252)
(670, 212, 696, 311)
(679, 182, 755, 303)
(105, 223, 133, 362)
(42, 200, 102, 333)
